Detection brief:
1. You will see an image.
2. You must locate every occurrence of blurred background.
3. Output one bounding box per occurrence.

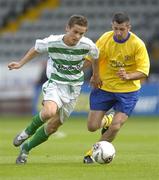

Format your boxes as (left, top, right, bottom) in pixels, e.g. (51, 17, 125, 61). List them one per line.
(0, 0, 159, 116)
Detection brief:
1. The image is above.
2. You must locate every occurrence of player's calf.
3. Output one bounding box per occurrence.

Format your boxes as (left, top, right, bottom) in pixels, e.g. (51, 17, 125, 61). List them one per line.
(101, 112, 114, 134)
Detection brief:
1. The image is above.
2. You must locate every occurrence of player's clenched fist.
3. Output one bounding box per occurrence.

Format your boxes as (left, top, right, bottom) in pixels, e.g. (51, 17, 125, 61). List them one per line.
(117, 68, 130, 80)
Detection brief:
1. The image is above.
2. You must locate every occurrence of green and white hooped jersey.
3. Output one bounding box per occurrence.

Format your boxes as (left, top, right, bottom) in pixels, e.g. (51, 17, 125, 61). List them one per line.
(35, 34, 99, 85)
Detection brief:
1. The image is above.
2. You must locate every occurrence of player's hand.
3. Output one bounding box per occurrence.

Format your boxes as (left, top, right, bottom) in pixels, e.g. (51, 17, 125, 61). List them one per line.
(90, 75, 102, 88)
(8, 62, 22, 70)
(117, 68, 130, 80)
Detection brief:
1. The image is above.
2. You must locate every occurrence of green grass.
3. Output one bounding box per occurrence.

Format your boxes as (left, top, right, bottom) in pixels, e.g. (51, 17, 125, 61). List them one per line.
(0, 116, 159, 180)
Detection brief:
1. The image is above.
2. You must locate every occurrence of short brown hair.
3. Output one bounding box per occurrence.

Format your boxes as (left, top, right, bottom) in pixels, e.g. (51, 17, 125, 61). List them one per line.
(67, 15, 88, 28)
(112, 12, 130, 24)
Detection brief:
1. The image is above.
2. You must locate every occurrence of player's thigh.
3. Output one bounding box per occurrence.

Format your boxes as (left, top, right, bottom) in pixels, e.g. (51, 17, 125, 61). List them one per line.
(114, 91, 139, 116)
(87, 110, 105, 130)
(90, 89, 114, 111)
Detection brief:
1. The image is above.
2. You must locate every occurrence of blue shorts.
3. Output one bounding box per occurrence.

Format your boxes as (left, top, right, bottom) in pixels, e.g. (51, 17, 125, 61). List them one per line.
(90, 89, 139, 116)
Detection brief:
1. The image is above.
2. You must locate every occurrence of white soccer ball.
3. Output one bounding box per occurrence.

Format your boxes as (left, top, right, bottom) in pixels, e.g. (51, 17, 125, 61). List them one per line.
(92, 141, 115, 164)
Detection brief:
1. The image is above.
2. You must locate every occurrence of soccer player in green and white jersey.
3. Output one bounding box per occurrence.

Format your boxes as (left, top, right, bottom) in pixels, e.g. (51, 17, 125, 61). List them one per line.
(8, 15, 101, 164)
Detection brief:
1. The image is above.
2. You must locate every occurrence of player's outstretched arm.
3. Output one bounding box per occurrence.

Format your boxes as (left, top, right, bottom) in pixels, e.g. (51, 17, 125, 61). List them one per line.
(8, 47, 40, 70)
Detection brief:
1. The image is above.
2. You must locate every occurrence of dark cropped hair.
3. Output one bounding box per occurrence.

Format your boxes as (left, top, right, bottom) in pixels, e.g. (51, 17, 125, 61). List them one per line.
(67, 15, 88, 28)
(112, 12, 130, 24)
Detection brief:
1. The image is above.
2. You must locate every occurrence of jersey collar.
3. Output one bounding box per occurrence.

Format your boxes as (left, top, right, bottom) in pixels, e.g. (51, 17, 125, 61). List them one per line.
(113, 32, 130, 43)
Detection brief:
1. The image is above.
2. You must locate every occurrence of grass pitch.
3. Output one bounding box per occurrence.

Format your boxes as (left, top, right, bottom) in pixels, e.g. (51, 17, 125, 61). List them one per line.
(0, 116, 159, 180)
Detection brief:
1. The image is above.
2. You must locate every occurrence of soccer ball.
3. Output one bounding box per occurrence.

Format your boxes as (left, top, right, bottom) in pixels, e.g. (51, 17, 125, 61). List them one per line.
(92, 141, 115, 164)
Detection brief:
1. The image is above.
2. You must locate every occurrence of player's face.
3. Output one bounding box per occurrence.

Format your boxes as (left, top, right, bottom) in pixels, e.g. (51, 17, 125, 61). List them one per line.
(112, 21, 131, 40)
(64, 24, 87, 46)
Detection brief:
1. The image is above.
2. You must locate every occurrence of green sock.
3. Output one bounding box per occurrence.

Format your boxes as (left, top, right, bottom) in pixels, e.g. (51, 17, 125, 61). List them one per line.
(22, 125, 49, 152)
(25, 113, 44, 136)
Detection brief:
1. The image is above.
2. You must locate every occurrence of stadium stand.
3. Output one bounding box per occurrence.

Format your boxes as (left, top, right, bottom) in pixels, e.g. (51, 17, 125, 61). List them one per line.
(0, 0, 159, 62)
(0, 0, 159, 114)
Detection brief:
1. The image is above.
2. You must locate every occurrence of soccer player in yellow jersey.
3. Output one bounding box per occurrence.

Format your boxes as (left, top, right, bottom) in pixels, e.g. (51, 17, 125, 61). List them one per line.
(83, 12, 150, 163)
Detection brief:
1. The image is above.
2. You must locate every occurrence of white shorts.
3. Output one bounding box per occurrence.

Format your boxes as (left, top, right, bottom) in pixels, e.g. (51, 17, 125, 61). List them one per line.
(42, 81, 81, 123)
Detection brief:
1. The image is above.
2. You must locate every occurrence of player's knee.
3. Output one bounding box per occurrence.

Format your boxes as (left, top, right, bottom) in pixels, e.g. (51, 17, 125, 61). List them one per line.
(87, 124, 98, 132)
(42, 110, 57, 120)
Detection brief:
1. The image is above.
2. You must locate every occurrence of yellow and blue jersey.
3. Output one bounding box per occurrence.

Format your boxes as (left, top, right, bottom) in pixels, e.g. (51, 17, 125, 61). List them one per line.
(96, 31, 150, 92)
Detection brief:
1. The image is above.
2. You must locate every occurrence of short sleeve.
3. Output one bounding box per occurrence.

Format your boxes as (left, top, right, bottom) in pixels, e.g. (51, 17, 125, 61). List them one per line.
(135, 43, 150, 76)
(88, 43, 99, 60)
(34, 36, 51, 53)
